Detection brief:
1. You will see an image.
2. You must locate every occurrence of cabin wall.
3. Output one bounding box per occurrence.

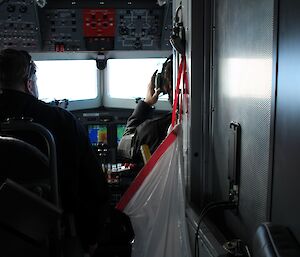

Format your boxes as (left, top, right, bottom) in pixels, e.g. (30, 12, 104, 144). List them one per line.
(211, 0, 275, 246)
(181, 0, 277, 254)
(175, 0, 222, 256)
(173, 0, 212, 209)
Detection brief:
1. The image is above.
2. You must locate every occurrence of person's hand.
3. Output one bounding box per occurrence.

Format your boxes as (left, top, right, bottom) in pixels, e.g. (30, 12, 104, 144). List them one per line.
(144, 70, 161, 106)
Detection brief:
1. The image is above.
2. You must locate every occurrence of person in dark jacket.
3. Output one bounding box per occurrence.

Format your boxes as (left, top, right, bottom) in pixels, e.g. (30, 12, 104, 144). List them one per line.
(118, 56, 173, 164)
(0, 48, 109, 254)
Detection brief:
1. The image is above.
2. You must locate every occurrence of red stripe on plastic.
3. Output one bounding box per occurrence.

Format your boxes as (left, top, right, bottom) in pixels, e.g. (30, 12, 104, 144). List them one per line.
(183, 56, 189, 115)
(172, 57, 184, 127)
(116, 130, 177, 211)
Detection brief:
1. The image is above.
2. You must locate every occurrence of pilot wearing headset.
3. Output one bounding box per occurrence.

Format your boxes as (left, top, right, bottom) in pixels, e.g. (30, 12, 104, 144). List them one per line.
(118, 55, 173, 164)
(0, 48, 110, 254)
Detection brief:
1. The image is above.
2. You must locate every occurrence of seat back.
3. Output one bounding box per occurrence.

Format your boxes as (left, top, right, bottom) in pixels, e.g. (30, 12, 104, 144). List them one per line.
(0, 119, 62, 257)
(0, 179, 61, 257)
(0, 118, 59, 205)
(253, 223, 300, 257)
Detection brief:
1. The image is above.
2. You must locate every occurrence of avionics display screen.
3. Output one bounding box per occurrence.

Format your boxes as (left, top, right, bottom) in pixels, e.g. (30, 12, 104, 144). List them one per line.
(88, 125, 107, 145)
(117, 124, 126, 144)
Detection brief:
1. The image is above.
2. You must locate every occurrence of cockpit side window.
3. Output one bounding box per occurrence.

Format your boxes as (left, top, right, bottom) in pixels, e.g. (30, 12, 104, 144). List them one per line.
(35, 60, 99, 109)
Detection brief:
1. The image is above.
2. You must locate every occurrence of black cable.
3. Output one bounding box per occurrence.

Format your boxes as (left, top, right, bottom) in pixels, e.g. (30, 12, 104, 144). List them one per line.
(194, 201, 237, 257)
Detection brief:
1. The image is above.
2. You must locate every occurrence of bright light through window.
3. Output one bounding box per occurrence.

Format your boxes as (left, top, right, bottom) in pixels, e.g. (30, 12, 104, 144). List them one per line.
(35, 60, 98, 102)
(106, 58, 168, 100)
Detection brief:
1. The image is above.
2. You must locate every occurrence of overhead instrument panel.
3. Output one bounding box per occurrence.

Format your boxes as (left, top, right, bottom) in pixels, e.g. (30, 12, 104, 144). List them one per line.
(115, 9, 162, 50)
(0, 0, 41, 51)
(83, 9, 115, 50)
(39, 9, 85, 51)
(0, 0, 172, 52)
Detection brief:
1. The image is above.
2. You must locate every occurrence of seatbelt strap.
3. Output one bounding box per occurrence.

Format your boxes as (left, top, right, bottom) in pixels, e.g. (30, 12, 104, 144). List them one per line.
(172, 54, 189, 127)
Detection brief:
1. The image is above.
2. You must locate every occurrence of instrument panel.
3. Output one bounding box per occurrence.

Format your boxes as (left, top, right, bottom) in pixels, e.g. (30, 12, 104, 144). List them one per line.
(0, 0, 172, 51)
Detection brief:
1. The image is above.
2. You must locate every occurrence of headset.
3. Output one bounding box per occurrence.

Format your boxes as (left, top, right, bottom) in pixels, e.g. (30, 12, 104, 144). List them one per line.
(155, 54, 173, 94)
(169, 4, 185, 55)
(19, 50, 36, 81)
(27, 60, 36, 80)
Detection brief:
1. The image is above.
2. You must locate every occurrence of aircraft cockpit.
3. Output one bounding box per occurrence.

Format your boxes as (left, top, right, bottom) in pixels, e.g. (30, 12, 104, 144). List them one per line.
(0, 0, 175, 206)
(4, 0, 300, 257)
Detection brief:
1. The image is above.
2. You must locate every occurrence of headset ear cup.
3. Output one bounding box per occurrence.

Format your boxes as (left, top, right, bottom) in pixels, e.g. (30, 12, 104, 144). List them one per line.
(155, 72, 169, 95)
(155, 72, 162, 91)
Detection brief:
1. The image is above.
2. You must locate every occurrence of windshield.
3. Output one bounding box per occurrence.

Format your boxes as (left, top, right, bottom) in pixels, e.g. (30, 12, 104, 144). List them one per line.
(106, 58, 168, 100)
(35, 60, 98, 103)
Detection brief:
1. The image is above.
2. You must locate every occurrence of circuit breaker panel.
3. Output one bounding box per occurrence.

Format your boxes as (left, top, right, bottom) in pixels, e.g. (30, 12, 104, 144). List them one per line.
(39, 9, 85, 51)
(0, 0, 41, 51)
(0, 0, 172, 52)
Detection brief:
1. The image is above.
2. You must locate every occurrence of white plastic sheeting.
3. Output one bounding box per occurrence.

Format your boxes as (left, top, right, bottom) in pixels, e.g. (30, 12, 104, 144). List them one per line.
(116, 125, 192, 257)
